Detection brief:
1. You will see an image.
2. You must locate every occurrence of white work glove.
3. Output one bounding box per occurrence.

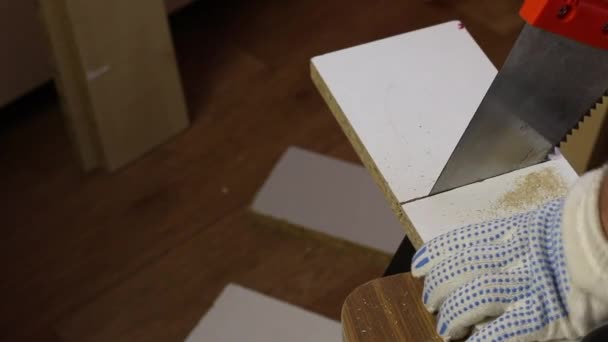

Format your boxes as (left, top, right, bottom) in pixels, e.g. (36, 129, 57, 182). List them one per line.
(411, 167, 608, 341)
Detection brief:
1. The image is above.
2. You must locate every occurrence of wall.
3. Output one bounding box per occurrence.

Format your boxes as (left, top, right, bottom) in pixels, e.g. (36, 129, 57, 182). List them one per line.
(0, 0, 191, 107)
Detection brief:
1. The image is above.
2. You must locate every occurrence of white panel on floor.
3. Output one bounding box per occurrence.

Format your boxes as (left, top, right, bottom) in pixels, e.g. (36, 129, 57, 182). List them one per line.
(185, 284, 341, 342)
(251, 146, 404, 254)
(403, 156, 578, 243)
(312, 21, 497, 203)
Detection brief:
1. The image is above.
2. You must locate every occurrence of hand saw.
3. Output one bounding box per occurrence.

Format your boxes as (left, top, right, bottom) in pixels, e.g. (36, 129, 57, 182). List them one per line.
(431, 0, 608, 195)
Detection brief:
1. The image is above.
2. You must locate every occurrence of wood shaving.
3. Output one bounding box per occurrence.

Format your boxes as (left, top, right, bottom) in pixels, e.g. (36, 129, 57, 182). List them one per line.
(493, 167, 568, 213)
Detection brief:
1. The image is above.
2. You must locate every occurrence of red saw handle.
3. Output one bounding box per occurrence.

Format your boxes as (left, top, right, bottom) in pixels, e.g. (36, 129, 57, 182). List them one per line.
(520, 0, 608, 50)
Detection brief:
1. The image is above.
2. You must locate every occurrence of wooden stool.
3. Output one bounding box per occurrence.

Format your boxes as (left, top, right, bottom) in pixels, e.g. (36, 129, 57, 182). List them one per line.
(341, 273, 441, 342)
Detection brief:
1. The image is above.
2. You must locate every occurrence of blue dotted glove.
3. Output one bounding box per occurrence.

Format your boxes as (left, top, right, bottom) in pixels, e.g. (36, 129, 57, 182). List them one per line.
(411, 199, 576, 341)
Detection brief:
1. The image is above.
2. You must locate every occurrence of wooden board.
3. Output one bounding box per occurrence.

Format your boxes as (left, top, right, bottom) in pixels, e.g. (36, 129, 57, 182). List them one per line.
(251, 146, 404, 254)
(403, 156, 578, 245)
(311, 21, 497, 244)
(311, 23, 585, 248)
(40, 0, 101, 169)
(342, 273, 440, 342)
(40, 0, 189, 170)
(186, 284, 341, 342)
(311, 21, 497, 204)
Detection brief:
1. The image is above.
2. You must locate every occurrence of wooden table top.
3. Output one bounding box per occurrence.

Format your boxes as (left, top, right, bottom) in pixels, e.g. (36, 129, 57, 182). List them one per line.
(341, 273, 441, 342)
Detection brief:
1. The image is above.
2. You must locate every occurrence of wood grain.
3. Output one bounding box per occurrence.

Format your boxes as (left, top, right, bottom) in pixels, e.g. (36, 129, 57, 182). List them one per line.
(40, 0, 189, 170)
(342, 273, 441, 342)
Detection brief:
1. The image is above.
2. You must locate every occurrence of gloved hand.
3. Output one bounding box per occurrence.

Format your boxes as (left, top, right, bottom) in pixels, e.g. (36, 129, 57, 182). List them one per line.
(411, 168, 608, 342)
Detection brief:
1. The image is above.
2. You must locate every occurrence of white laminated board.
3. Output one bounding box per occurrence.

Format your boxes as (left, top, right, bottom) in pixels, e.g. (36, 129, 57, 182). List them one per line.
(404, 156, 578, 243)
(251, 146, 404, 254)
(311, 20, 497, 203)
(185, 284, 341, 342)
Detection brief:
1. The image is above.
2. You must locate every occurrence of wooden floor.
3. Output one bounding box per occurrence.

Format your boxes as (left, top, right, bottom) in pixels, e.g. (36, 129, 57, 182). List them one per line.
(0, 1, 522, 341)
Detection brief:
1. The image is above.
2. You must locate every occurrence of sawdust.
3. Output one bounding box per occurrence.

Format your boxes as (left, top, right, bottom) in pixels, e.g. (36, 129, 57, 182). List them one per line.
(492, 167, 568, 213)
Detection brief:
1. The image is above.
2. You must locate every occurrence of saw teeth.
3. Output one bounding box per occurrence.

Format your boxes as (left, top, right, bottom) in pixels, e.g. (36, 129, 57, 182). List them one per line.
(559, 90, 608, 145)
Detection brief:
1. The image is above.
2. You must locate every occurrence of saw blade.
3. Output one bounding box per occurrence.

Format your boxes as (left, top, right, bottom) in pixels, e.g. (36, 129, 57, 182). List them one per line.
(560, 94, 608, 173)
(560, 90, 608, 143)
(430, 24, 608, 195)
